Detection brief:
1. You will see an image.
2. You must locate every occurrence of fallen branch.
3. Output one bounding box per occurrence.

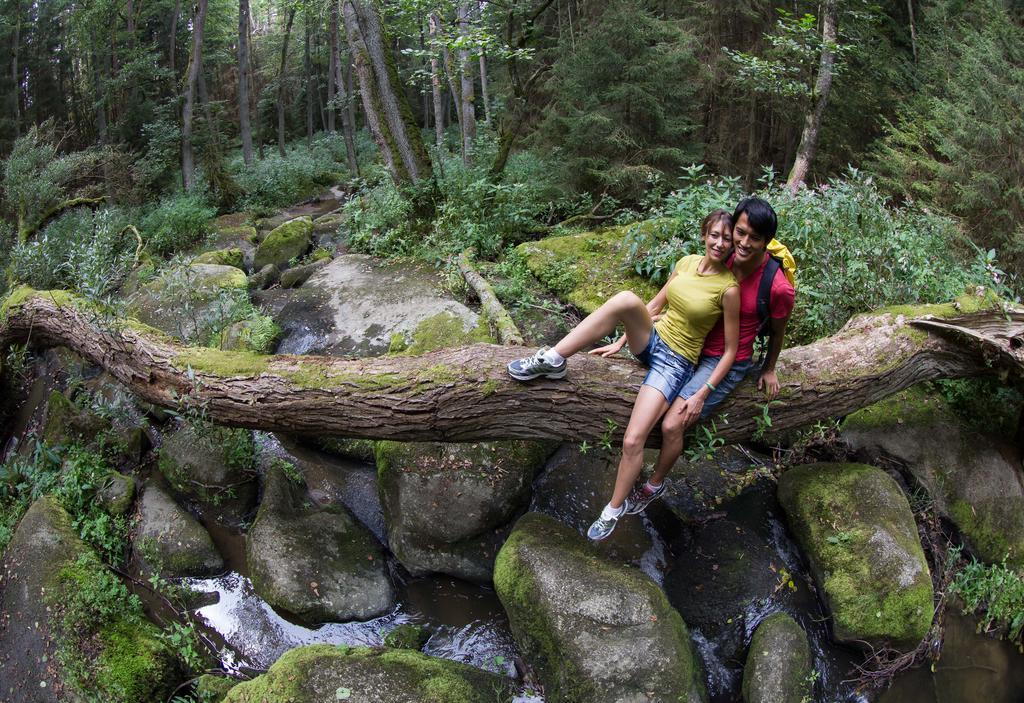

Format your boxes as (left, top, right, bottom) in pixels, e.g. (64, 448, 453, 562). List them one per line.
(17, 196, 107, 243)
(456, 249, 525, 346)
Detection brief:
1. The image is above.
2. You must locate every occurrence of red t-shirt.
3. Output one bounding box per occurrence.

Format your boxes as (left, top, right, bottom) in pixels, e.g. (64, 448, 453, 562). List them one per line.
(701, 256, 795, 361)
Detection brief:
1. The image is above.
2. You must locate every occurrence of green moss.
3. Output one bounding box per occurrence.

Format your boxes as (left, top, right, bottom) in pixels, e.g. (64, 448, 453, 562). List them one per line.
(383, 624, 430, 650)
(172, 347, 272, 377)
(777, 463, 933, 649)
(842, 387, 948, 433)
(195, 674, 237, 702)
(253, 216, 313, 269)
(515, 225, 660, 313)
(93, 620, 177, 702)
(1, 285, 80, 321)
(875, 290, 1004, 319)
(397, 311, 493, 355)
(193, 248, 244, 270)
(950, 498, 1024, 569)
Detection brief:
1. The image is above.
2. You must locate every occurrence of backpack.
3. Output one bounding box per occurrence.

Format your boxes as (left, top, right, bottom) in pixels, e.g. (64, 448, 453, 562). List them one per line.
(754, 239, 797, 360)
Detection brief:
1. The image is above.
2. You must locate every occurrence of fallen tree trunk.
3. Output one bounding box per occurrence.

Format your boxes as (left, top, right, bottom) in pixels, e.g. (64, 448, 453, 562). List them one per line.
(2, 288, 1022, 446)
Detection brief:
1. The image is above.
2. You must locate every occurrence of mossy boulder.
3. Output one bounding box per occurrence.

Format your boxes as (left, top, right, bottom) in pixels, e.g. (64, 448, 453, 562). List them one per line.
(246, 464, 394, 623)
(777, 463, 933, 650)
(41, 389, 111, 448)
(494, 512, 707, 703)
(130, 263, 248, 341)
(384, 624, 431, 650)
(279, 258, 329, 288)
(0, 496, 177, 702)
(97, 470, 136, 516)
(195, 674, 238, 702)
(219, 315, 281, 354)
(248, 263, 280, 290)
(843, 388, 1024, 570)
(253, 216, 313, 270)
(193, 247, 245, 270)
(133, 481, 224, 577)
(158, 424, 258, 521)
(515, 223, 662, 313)
(376, 440, 551, 583)
(742, 613, 812, 703)
(223, 644, 514, 703)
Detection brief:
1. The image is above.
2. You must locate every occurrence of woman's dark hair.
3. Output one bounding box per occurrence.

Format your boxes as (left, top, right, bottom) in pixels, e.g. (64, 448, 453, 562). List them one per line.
(732, 197, 778, 240)
(700, 209, 733, 239)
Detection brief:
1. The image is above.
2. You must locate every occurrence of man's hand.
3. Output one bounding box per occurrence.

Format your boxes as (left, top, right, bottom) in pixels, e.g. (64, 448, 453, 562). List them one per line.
(589, 336, 626, 358)
(675, 394, 705, 428)
(759, 369, 780, 399)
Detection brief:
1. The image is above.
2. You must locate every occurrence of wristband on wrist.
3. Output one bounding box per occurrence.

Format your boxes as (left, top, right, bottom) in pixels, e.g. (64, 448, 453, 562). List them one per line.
(705, 381, 716, 392)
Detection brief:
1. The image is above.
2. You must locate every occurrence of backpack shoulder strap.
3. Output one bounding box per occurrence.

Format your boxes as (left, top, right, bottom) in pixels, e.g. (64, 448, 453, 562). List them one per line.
(756, 255, 783, 336)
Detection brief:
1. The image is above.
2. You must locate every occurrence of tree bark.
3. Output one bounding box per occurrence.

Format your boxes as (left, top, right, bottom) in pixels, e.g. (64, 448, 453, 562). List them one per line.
(336, 39, 359, 175)
(181, 0, 208, 192)
(277, 7, 296, 158)
(328, 1, 339, 133)
(431, 11, 462, 129)
(168, 0, 181, 75)
(457, 2, 476, 165)
(238, 0, 254, 164)
(907, 0, 917, 62)
(786, 0, 837, 194)
(3, 291, 1022, 446)
(479, 50, 491, 125)
(10, 1, 20, 138)
(304, 15, 314, 144)
(428, 14, 445, 150)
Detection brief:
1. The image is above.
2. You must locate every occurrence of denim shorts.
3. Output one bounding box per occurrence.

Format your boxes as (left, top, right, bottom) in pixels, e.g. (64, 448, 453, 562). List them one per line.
(678, 355, 755, 418)
(634, 328, 697, 404)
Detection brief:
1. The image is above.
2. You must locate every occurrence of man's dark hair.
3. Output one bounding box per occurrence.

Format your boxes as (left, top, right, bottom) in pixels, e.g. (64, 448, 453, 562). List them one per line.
(733, 197, 778, 241)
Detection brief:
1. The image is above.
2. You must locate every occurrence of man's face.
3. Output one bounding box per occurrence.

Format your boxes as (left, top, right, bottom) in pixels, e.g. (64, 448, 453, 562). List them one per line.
(732, 212, 769, 264)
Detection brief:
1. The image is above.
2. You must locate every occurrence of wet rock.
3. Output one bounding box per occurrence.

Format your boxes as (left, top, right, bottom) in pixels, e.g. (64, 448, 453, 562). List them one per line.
(219, 316, 281, 354)
(279, 258, 329, 288)
(384, 624, 430, 650)
(129, 263, 248, 341)
(742, 612, 812, 703)
(377, 440, 551, 583)
(158, 424, 258, 521)
(192, 247, 245, 271)
(195, 674, 237, 702)
(41, 389, 111, 448)
(531, 444, 657, 564)
(777, 463, 933, 650)
(312, 211, 344, 233)
(253, 216, 313, 270)
(494, 512, 707, 703)
(246, 464, 394, 623)
(133, 481, 224, 577)
(273, 255, 483, 357)
(248, 263, 280, 290)
(0, 496, 177, 702)
(97, 470, 136, 516)
(516, 223, 661, 314)
(222, 644, 514, 703)
(843, 388, 1024, 570)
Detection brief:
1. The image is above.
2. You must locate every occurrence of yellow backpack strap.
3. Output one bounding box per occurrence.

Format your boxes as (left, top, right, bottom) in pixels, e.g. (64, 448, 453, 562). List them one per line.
(767, 239, 797, 288)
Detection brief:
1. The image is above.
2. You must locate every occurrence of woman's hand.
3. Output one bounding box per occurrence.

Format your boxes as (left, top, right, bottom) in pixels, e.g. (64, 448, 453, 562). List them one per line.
(589, 335, 627, 358)
(675, 394, 705, 427)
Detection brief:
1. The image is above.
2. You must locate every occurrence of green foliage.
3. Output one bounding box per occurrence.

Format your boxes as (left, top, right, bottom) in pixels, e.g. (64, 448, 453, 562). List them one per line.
(140, 193, 217, 256)
(871, 0, 1024, 276)
(626, 168, 1008, 344)
(231, 135, 349, 215)
(535, 0, 702, 202)
(57, 553, 143, 634)
(948, 547, 1024, 647)
(926, 378, 1024, 439)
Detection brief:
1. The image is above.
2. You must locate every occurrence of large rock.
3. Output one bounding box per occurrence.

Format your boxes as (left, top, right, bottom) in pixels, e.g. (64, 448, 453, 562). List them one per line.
(377, 440, 551, 582)
(192, 247, 245, 270)
(133, 481, 223, 577)
(270, 255, 486, 357)
(494, 512, 707, 703)
(516, 223, 661, 313)
(223, 644, 514, 703)
(246, 464, 394, 623)
(253, 216, 313, 270)
(0, 496, 176, 702)
(41, 389, 110, 448)
(843, 388, 1024, 570)
(279, 258, 329, 288)
(742, 612, 812, 703)
(130, 263, 248, 341)
(777, 463, 933, 650)
(158, 424, 258, 520)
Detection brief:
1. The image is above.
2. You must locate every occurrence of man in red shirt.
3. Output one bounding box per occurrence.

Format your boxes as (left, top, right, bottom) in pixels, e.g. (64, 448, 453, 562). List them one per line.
(624, 196, 796, 513)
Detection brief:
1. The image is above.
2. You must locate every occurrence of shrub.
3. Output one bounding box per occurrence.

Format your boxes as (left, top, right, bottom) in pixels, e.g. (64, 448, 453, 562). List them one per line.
(948, 547, 1024, 646)
(231, 135, 349, 214)
(140, 193, 216, 256)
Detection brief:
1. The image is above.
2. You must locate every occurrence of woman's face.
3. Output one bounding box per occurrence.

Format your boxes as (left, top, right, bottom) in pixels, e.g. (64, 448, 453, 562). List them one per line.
(704, 219, 733, 263)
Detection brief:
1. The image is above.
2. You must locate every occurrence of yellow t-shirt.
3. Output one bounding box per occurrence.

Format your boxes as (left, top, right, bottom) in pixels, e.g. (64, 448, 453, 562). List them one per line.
(654, 255, 737, 364)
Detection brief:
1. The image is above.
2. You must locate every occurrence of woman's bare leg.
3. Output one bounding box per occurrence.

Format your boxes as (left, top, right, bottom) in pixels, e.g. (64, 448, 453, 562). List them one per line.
(553, 291, 653, 358)
(650, 395, 692, 484)
(608, 385, 670, 509)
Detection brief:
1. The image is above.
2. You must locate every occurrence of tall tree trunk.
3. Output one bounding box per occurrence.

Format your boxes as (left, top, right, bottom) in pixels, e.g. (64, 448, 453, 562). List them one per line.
(248, 13, 264, 160)
(328, 1, 339, 133)
(168, 0, 181, 74)
(238, 0, 254, 164)
(907, 0, 917, 62)
(432, 11, 462, 129)
(342, 0, 432, 185)
(479, 50, 491, 125)
(786, 0, 837, 194)
(428, 13, 445, 149)
(10, 2, 20, 138)
(277, 7, 296, 158)
(181, 0, 209, 191)
(457, 2, 476, 165)
(304, 15, 314, 144)
(336, 38, 359, 175)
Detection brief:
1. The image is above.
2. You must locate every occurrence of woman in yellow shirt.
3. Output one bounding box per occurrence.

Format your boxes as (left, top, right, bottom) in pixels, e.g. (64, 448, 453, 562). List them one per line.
(508, 210, 740, 540)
